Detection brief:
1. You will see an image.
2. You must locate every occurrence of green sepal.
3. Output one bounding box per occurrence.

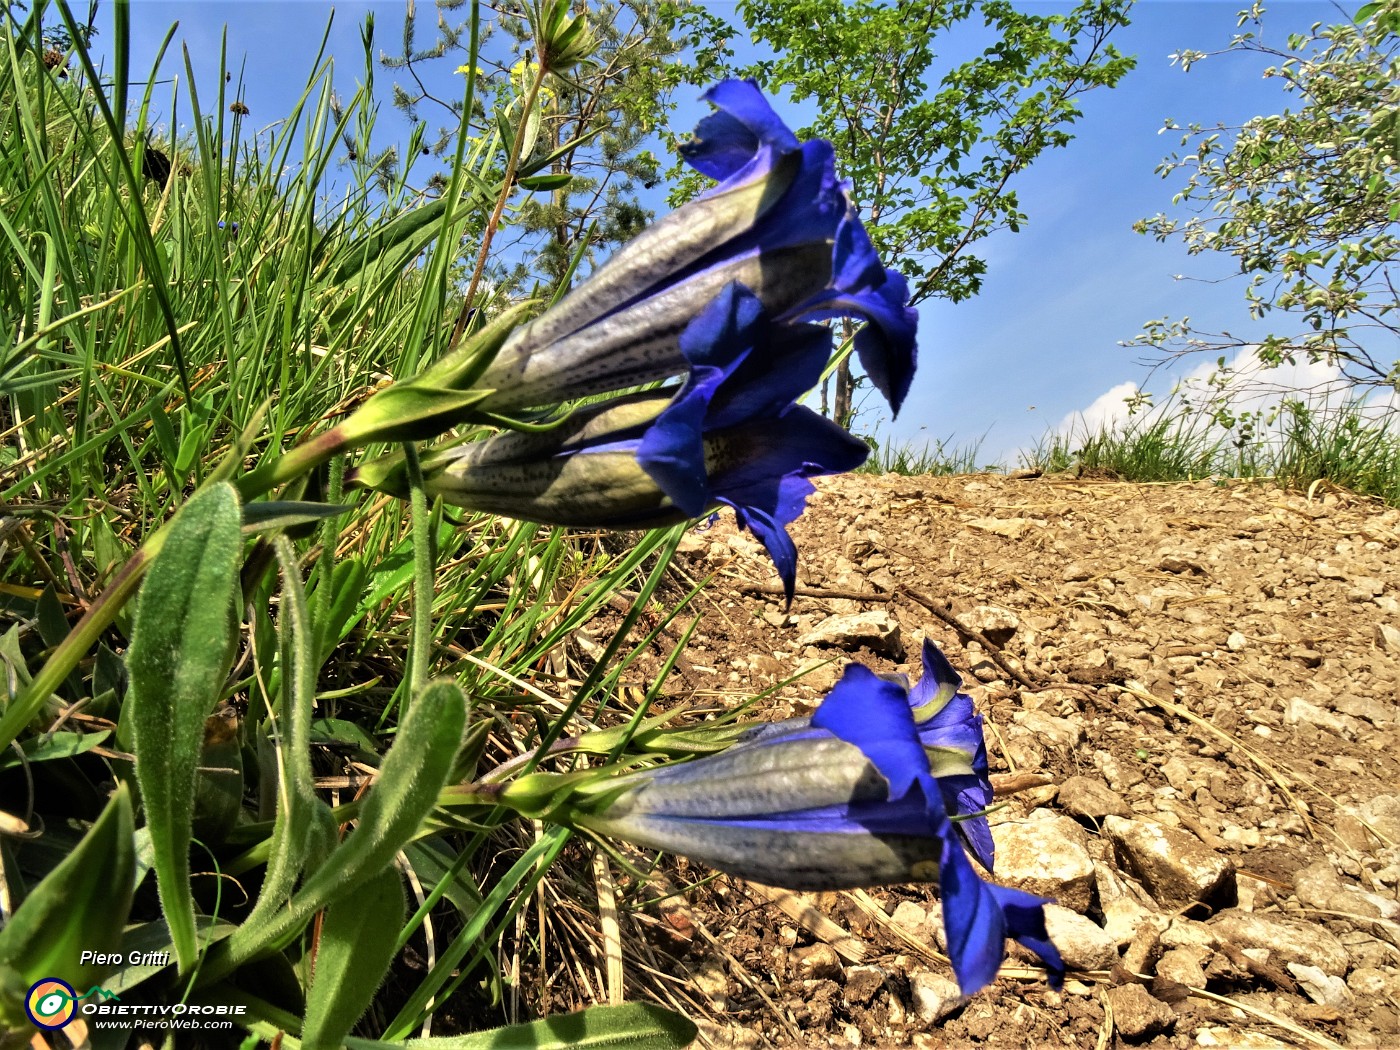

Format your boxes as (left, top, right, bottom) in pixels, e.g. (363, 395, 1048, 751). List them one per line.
(340, 302, 534, 447)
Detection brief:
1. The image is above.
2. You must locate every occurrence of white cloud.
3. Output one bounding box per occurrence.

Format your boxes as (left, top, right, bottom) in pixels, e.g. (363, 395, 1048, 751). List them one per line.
(1053, 380, 1141, 437)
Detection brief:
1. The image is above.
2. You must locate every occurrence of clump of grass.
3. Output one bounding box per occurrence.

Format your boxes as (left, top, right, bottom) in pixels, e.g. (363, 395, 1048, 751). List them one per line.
(860, 432, 997, 475)
(0, 4, 702, 1041)
(1018, 396, 1400, 504)
(1020, 407, 1228, 482)
(1272, 400, 1400, 504)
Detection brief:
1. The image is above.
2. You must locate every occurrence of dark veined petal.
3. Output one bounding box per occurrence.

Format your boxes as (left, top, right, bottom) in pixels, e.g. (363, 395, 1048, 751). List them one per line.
(934, 783, 1060, 993)
(944, 776, 996, 872)
(938, 832, 1015, 994)
(722, 501, 800, 605)
(680, 79, 800, 184)
(990, 884, 1065, 988)
(703, 412, 868, 601)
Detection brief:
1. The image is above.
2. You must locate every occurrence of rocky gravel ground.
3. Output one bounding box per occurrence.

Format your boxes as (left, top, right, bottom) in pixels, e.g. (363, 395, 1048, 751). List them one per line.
(613, 472, 1400, 1049)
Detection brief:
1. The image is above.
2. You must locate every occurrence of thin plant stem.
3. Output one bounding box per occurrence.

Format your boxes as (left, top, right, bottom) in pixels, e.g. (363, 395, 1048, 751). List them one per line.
(402, 442, 436, 708)
(451, 61, 547, 350)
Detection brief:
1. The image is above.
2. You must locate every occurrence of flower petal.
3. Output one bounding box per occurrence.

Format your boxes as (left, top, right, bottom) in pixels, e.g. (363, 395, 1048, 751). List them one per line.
(910, 637, 964, 718)
(680, 79, 800, 184)
(990, 884, 1065, 989)
(938, 834, 1013, 994)
(638, 283, 835, 518)
(811, 664, 929, 800)
(796, 265, 919, 417)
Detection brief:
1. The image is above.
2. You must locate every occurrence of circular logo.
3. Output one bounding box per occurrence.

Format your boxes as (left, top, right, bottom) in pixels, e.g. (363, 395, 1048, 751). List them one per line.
(25, 978, 77, 1030)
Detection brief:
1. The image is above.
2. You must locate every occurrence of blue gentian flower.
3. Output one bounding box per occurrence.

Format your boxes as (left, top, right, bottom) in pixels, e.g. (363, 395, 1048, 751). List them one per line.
(736, 639, 995, 870)
(474, 79, 917, 416)
(383, 283, 867, 600)
(573, 641, 1064, 995)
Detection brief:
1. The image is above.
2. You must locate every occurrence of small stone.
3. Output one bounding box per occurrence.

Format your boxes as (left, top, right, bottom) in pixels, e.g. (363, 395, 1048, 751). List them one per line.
(908, 970, 964, 1024)
(1012, 709, 1083, 749)
(1348, 967, 1400, 998)
(1316, 561, 1348, 580)
(1287, 963, 1353, 1010)
(890, 901, 930, 937)
(1102, 898, 1155, 948)
(1121, 914, 1168, 976)
(1155, 947, 1208, 988)
(842, 964, 888, 1006)
(1059, 776, 1131, 821)
(1208, 912, 1349, 975)
(798, 611, 903, 656)
(1292, 647, 1325, 668)
(1226, 631, 1247, 651)
(692, 954, 729, 1010)
(1293, 859, 1392, 920)
(992, 811, 1097, 913)
(791, 944, 843, 981)
(1104, 816, 1236, 910)
(962, 604, 1019, 646)
(1157, 554, 1204, 575)
(1104, 983, 1175, 1040)
(1376, 623, 1400, 652)
(1042, 905, 1118, 971)
(1283, 696, 1353, 735)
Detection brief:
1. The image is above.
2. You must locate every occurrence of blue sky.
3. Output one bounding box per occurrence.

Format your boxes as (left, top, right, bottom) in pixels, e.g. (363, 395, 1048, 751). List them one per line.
(117, 0, 1356, 463)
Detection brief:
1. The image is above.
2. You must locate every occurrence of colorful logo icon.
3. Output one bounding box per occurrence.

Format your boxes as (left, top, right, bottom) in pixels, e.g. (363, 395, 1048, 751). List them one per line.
(25, 979, 77, 1030)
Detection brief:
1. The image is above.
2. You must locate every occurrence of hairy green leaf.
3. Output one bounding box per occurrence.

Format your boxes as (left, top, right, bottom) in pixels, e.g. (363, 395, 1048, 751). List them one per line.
(301, 865, 406, 1050)
(0, 785, 135, 1030)
(126, 481, 243, 973)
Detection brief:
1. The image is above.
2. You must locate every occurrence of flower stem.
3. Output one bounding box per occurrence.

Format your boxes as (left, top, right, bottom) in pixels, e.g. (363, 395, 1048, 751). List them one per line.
(402, 442, 436, 711)
(450, 61, 548, 350)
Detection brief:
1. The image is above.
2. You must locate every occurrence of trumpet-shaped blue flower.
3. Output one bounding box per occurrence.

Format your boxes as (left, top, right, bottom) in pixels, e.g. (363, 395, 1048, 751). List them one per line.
(575, 641, 1064, 996)
(474, 79, 917, 416)
(372, 282, 868, 600)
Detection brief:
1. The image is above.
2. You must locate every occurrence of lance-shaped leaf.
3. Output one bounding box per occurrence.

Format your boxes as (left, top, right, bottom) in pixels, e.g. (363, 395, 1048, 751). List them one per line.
(0, 785, 135, 1031)
(301, 865, 406, 1050)
(126, 481, 243, 974)
(208, 679, 467, 978)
